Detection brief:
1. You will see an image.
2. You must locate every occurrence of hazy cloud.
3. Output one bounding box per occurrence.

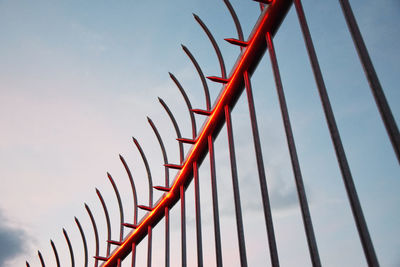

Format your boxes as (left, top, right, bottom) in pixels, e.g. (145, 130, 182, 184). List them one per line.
(0, 210, 27, 266)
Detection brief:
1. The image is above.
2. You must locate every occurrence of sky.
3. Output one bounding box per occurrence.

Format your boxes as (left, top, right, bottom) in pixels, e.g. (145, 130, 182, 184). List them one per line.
(0, 0, 399, 266)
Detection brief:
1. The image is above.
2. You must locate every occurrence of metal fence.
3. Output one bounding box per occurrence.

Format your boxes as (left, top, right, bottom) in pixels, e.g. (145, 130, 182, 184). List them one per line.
(28, 0, 398, 266)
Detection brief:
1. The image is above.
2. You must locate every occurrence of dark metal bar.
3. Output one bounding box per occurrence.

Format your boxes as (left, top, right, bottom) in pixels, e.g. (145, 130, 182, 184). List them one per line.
(132, 137, 153, 207)
(63, 228, 75, 267)
(244, 70, 280, 267)
(147, 226, 152, 267)
(266, 31, 321, 266)
(181, 45, 211, 111)
(96, 188, 112, 257)
(193, 161, 203, 267)
(169, 72, 197, 138)
(338, 0, 400, 163)
(102, 2, 294, 264)
(119, 154, 138, 267)
(119, 155, 138, 225)
(223, 0, 244, 41)
(208, 135, 223, 267)
(224, 104, 248, 267)
(131, 241, 137, 267)
(193, 13, 227, 78)
(147, 117, 170, 185)
(107, 173, 125, 242)
(158, 97, 184, 162)
(26, 261, 30, 267)
(85, 203, 99, 267)
(165, 206, 170, 267)
(132, 137, 153, 267)
(181, 185, 187, 267)
(50, 240, 60, 267)
(75, 217, 88, 267)
(38, 250, 45, 267)
(293, 0, 379, 266)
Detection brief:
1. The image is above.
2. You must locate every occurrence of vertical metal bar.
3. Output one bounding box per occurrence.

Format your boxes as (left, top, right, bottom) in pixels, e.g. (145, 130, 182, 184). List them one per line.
(266, 31, 321, 267)
(338, 0, 400, 163)
(193, 162, 203, 267)
(131, 242, 136, 267)
(181, 185, 187, 267)
(208, 135, 223, 267)
(148, 225, 152, 267)
(224, 104, 248, 267)
(244, 70, 280, 267)
(165, 207, 170, 267)
(293, 1, 379, 266)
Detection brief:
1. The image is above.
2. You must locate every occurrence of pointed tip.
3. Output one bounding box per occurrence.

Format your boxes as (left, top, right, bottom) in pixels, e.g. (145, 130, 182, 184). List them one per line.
(119, 154, 123, 159)
(62, 227, 66, 233)
(181, 44, 187, 50)
(74, 216, 78, 221)
(168, 72, 174, 78)
(192, 13, 199, 19)
(107, 171, 111, 177)
(132, 136, 137, 142)
(146, 116, 151, 122)
(95, 188, 100, 194)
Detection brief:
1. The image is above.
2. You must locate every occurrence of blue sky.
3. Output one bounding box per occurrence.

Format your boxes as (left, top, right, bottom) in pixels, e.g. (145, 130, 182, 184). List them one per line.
(0, 0, 399, 266)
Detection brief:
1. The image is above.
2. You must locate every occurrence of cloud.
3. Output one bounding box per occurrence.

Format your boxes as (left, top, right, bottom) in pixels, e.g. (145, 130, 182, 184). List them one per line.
(0, 210, 27, 266)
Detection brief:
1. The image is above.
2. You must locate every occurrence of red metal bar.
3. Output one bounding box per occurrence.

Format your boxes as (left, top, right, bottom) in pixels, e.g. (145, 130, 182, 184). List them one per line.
(102, 1, 293, 265)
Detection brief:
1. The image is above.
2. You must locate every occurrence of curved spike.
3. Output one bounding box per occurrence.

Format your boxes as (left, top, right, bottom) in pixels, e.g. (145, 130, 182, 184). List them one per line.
(26, 261, 30, 267)
(50, 239, 60, 267)
(223, 0, 244, 41)
(38, 250, 45, 267)
(169, 72, 197, 139)
(147, 117, 170, 186)
(63, 228, 75, 267)
(132, 137, 153, 207)
(95, 188, 112, 256)
(119, 154, 138, 225)
(84, 203, 99, 267)
(193, 13, 227, 78)
(107, 173, 124, 242)
(74, 217, 88, 267)
(158, 97, 184, 163)
(181, 44, 211, 110)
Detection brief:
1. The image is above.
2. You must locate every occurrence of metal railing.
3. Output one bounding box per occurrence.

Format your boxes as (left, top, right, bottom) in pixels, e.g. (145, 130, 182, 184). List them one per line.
(28, 0, 398, 266)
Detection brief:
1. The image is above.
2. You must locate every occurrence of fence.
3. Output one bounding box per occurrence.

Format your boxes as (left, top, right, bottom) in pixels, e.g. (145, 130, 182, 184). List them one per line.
(28, 0, 399, 266)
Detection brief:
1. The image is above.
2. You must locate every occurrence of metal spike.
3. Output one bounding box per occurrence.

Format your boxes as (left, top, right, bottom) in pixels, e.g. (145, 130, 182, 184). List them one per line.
(38, 250, 45, 267)
(94, 256, 109, 261)
(50, 239, 60, 267)
(225, 38, 248, 47)
(85, 203, 99, 267)
(207, 76, 230, 84)
(177, 138, 197, 144)
(108, 240, 124, 246)
(253, 0, 273, 4)
(192, 109, 212, 116)
(107, 172, 125, 242)
(74, 217, 88, 267)
(138, 205, 153, 212)
(193, 13, 227, 78)
(122, 222, 139, 229)
(181, 44, 211, 110)
(164, 163, 183, 169)
(63, 228, 75, 267)
(154, 186, 171, 192)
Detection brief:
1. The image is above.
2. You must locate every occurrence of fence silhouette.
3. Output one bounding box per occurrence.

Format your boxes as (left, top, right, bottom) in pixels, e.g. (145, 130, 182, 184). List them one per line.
(27, 0, 398, 266)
